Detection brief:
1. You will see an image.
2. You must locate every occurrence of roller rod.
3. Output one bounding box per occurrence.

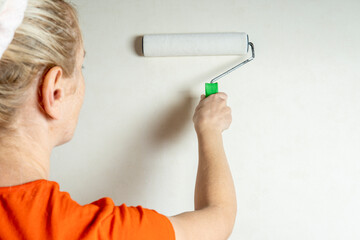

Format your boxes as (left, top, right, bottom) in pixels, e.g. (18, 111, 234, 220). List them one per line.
(210, 42, 255, 83)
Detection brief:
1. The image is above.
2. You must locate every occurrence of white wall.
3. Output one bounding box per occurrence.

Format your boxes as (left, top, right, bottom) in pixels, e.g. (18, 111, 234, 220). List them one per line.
(50, 0, 360, 239)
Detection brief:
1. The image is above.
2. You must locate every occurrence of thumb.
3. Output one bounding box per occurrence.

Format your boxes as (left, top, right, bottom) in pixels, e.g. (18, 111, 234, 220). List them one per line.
(200, 94, 205, 100)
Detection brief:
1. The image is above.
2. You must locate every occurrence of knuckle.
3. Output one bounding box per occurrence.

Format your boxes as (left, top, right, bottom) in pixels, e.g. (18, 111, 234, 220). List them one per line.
(215, 95, 226, 102)
(219, 92, 228, 99)
(215, 93, 225, 98)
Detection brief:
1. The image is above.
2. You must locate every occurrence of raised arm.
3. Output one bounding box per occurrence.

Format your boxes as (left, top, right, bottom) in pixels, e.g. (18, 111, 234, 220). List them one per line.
(168, 92, 236, 240)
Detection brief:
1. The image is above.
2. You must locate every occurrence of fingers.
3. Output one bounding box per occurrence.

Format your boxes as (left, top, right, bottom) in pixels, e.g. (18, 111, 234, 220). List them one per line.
(200, 92, 228, 101)
(217, 92, 228, 100)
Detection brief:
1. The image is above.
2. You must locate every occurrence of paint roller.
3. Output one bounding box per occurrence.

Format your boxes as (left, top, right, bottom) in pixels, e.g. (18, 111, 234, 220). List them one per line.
(142, 32, 255, 97)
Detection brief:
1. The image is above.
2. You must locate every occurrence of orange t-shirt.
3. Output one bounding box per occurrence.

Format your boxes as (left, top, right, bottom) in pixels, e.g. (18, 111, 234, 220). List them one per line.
(0, 180, 175, 239)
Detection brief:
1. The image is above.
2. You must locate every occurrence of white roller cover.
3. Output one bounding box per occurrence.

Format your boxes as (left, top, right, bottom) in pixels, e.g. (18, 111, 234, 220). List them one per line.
(143, 32, 249, 57)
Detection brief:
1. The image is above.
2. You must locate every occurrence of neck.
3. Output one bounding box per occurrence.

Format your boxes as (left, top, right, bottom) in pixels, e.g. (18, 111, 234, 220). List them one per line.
(0, 127, 52, 187)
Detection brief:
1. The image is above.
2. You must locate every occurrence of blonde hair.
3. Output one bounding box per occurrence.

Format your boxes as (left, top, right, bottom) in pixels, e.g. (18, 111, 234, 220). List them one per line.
(0, 0, 83, 133)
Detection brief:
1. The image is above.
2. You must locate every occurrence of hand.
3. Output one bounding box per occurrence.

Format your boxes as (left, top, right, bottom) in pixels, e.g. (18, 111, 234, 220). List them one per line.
(193, 92, 232, 135)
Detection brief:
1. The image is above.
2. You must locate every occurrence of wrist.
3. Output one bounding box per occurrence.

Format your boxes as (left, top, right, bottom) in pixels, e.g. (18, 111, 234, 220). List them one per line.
(196, 129, 223, 140)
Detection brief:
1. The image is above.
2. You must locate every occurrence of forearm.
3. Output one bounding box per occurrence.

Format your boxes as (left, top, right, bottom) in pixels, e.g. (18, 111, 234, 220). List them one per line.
(168, 93, 235, 240)
(194, 131, 237, 231)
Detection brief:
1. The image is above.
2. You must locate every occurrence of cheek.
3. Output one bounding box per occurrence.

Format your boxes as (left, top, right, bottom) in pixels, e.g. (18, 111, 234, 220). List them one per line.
(75, 77, 85, 112)
(79, 76, 85, 102)
(70, 77, 84, 112)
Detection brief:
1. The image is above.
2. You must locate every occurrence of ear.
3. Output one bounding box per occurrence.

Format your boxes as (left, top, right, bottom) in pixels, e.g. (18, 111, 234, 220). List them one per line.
(41, 66, 64, 120)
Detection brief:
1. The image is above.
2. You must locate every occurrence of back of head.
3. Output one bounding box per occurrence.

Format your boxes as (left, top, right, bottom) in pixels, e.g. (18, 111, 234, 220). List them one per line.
(0, 0, 83, 134)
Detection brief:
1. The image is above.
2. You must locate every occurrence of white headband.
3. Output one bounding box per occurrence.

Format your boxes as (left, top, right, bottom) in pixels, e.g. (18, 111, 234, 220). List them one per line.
(0, 0, 28, 59)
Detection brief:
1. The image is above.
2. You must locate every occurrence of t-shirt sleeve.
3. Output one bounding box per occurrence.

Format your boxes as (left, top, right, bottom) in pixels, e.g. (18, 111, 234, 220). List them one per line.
(60, 196, 175, 240)
(98, 200, 175, 239)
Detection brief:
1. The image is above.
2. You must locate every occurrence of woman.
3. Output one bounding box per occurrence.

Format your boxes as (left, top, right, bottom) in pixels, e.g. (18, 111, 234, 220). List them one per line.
(0, 0, 236, 239)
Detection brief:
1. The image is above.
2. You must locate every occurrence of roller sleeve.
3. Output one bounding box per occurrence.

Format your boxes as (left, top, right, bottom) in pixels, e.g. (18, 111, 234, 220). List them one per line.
(142, 32, 249, 57)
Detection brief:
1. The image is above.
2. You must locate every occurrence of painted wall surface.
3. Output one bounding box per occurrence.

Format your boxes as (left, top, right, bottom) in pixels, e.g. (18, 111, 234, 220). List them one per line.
(50, 0, 360, 239)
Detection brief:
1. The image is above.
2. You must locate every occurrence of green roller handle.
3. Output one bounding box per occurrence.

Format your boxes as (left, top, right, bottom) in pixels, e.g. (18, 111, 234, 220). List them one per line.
(205, 82, 218, 98)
